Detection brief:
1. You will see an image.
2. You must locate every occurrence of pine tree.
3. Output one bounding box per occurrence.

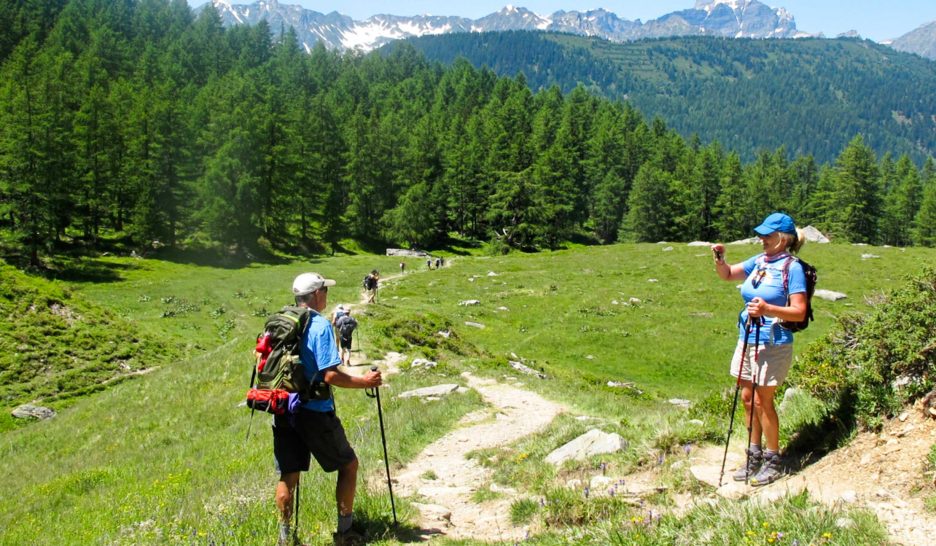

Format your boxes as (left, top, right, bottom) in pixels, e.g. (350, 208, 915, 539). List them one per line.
(829, 135, 881, 243)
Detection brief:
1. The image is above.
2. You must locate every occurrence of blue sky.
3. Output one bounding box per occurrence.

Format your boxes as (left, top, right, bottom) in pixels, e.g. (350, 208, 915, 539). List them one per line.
(200, 1, 936, 42)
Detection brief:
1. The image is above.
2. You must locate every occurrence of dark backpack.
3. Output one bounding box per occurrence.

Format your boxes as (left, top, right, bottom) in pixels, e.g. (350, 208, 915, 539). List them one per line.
(337, 315, 357, 339)
(778, 256, 817, 332)
(247, 306, 329, 414)
(363, 275, 376, 290)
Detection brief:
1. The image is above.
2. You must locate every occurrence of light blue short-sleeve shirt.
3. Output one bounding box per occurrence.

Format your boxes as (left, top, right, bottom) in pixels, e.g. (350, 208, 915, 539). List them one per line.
(298, 312, 341, 412)
(738, 253, 806, 345)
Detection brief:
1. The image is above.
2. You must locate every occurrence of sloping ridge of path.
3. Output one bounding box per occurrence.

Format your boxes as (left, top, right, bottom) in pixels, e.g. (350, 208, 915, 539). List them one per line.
(393, 373, 565, 542)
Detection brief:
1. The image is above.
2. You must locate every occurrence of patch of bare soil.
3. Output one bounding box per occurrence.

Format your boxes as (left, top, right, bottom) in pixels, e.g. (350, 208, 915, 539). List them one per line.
(772, 400, 936, 545)
(690, 400, 936, 545)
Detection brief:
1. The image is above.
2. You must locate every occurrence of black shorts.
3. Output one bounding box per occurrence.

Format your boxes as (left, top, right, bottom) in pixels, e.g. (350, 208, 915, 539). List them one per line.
(339, 336, 352, 350)
(273, 409, 356, 474)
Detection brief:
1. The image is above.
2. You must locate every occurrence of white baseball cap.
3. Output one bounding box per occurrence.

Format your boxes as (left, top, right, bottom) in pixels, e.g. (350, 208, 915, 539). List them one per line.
(292, 272, 336, 296)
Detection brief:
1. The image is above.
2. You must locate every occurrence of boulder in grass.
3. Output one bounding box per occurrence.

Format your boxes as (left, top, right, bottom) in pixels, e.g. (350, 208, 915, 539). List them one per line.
(12, 404, 56, 420)
(398, 384, 460, 399)
(800, 225, 830, 243)
(545, 429, 628, 466)
(814, 289, 847, 301)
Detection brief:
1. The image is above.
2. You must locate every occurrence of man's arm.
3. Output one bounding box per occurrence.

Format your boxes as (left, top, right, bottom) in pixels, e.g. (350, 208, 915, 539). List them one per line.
(323, 367, 381, 389)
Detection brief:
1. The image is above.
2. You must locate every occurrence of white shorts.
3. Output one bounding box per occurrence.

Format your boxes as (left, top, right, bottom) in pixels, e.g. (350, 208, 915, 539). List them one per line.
(729, 340, 794, 387)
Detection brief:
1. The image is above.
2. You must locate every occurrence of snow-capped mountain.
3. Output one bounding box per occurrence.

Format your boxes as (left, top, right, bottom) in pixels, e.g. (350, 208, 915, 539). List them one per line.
(205, 0, 807, 53)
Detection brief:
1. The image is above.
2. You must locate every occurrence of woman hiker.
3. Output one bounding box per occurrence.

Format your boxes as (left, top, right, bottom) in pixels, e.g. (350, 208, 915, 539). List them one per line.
(711, 212, 807, 486)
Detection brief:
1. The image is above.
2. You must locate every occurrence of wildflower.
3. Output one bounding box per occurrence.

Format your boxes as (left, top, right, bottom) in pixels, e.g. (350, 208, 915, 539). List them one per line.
(683, 443, 692, 455)
(822, 532, 832, 539)
(747, 530, 756, 537)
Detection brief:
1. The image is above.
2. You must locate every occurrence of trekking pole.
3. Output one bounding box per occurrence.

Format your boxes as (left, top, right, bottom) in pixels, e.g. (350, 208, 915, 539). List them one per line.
(294, 478, 300, 543)
(365, 366, 398, 526)
(718, 318, 752, 487)
(744, 319, 763, 484)
(246, 359, 258, 442)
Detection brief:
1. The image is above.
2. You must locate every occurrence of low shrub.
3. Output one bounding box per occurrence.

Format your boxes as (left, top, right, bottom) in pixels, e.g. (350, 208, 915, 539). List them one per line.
(791, 267, 936, 430)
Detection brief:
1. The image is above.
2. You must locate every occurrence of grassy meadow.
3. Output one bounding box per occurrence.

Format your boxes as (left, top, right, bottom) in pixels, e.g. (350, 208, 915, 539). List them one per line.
(1, 242, 933, 545)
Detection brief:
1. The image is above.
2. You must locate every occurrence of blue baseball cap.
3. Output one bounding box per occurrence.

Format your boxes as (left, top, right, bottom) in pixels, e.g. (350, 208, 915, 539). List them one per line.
(753, 212, 796, 236)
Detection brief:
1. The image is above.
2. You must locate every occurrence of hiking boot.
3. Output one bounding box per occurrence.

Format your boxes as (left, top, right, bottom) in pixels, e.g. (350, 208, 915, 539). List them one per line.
(733, 449, 762, 482)
(750, 452, 783, 487)
(333, 528, 366, 546)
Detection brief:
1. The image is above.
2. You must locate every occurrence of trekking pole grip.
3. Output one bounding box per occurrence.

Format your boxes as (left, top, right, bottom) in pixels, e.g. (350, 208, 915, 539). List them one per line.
(365, 365, 379, 398)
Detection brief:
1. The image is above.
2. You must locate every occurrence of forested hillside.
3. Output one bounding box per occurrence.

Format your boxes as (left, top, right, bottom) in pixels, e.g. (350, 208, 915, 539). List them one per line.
(398, 32, 936, 164)
(2, 0, 936, 267)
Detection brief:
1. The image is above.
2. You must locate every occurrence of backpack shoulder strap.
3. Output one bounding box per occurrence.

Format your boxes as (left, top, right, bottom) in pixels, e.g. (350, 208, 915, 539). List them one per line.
(781, 256, 795, 294)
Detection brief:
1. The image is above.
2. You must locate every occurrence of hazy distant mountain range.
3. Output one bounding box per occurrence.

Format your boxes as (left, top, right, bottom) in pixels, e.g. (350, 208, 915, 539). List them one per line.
(207, 0, 808, 53)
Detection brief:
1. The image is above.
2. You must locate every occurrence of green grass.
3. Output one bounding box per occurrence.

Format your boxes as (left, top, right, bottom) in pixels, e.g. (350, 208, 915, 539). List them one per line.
(2, 242, 932, 544)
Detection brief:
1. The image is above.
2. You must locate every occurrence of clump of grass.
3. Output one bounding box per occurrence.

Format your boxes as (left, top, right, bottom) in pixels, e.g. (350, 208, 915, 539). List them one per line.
(510, 498, 541, 524)
(925, 444, 936, 513)
(596, 491, 887, 546)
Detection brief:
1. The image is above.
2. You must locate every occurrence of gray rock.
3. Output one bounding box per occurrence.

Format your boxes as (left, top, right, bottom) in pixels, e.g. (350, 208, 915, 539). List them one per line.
(800, 225, 830, 243)
(509, 360, 547, 379)
(458, 299, 481, 306)
(687, 241, 712, 247)
(411, 358, 438, 369)
(662, 246, 674, 252)
(398, 384, 460, 399)
(545, 429, 628, 466)
(12, 404, 56, 420)
(814, 289, 847, 301)
(464, 321, 485, 328)
(386, 248, 429, 257)
(668, 398, 691, 409)
(861, 253, 880, 260)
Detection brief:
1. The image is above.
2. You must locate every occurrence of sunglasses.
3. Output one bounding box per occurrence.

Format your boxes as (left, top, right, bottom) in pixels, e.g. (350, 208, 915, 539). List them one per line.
(751, 268, 767, 289)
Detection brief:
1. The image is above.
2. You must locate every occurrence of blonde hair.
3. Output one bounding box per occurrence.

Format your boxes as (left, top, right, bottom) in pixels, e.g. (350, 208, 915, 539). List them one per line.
(779, 229, 806, 254)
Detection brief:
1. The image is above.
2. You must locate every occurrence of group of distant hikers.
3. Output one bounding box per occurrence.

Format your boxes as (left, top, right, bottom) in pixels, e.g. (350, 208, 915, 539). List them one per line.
(249, 211, 813, 545)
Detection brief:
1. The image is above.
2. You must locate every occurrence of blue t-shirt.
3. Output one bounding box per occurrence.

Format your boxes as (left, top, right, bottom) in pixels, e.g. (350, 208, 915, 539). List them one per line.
(298, 311, 341, 412)
(738, 252, 806, 345)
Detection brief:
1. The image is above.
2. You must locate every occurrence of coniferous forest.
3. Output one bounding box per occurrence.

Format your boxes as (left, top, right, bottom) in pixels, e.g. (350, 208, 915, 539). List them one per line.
(2, 0, 936, 267)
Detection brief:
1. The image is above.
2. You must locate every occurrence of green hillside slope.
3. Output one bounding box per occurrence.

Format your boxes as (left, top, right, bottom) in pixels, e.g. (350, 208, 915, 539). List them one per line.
(397, 32, 936, 163)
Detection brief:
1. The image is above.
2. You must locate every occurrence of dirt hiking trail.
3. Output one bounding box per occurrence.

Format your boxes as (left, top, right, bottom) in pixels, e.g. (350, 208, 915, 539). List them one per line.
(392, 373, 565, 542)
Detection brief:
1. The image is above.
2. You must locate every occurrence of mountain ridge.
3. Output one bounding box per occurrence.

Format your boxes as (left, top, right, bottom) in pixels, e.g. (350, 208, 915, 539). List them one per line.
(205, 0, 807, 52)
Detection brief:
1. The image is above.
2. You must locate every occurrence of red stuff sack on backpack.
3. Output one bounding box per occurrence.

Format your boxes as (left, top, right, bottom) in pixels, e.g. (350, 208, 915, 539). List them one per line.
(246, 388, 297, 415)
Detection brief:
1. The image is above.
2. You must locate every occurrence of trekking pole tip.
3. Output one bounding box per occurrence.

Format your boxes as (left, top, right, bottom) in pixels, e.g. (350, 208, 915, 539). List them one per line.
(371, 365, 378, 372)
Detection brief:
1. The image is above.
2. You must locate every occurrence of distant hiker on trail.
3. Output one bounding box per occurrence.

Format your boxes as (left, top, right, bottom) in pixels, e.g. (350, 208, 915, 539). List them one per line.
(272, 273, 381, 546)
(711, 212, 807, 487)
(435, 257, 441, 269)
(426, 258, 432, 270)
(332, 304, 347, 324)
(334, 309, 358, 367)
(399, 261, 405, 274)
(363, 270, 379, 303)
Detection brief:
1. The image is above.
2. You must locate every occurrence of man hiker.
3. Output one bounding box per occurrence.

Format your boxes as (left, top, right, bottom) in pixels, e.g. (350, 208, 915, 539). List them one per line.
(363, 270, 379, 303)
(334, 308, 358, 367)
(273, 273, 382, 546)
(399, 261, 405, 274)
